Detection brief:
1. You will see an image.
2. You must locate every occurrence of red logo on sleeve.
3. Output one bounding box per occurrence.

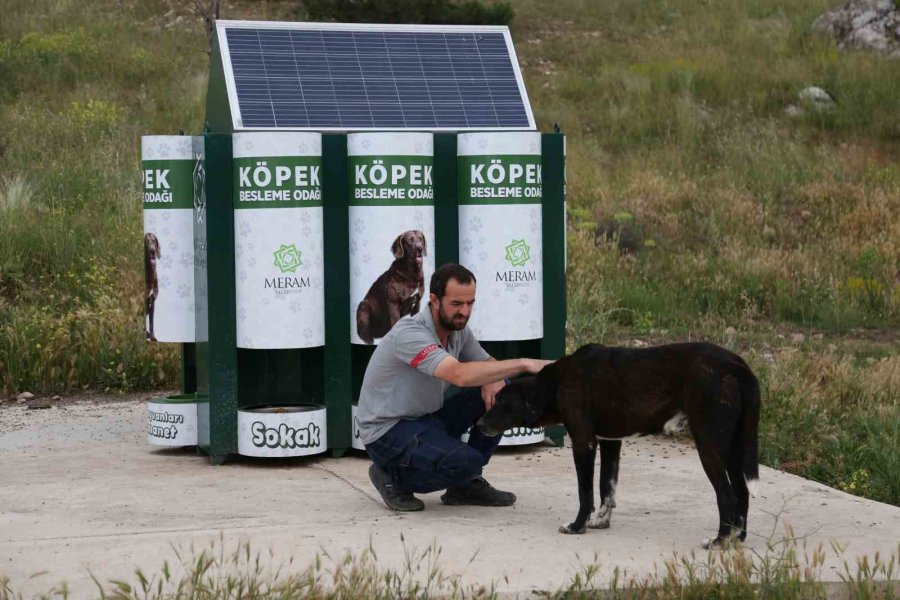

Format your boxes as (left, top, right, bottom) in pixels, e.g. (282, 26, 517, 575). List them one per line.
(410, 344, 441, 368)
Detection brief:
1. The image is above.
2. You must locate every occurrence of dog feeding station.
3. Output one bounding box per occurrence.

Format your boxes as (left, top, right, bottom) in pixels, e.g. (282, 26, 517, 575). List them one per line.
(142, 20, 567, 463)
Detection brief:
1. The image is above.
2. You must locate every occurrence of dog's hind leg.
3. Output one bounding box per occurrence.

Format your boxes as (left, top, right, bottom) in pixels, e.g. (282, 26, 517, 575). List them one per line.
(727, 446, 749, 541)
(588, 439, 621, 529)
(560, 432, 596, 535)
(695, 440, 738, 549)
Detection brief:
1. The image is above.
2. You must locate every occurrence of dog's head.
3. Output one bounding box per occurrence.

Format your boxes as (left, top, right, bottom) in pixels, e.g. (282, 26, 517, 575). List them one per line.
(144, 232, 161, 261)
(391, 230, 427, 265)
(477, 364, 557, 437)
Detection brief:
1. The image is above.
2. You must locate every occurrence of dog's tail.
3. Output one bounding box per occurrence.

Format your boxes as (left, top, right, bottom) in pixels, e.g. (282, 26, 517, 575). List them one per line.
(737, 366, 761, 497)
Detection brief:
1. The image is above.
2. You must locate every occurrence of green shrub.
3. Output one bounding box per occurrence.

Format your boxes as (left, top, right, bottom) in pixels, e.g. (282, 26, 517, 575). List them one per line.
(302, 0, 514, 25)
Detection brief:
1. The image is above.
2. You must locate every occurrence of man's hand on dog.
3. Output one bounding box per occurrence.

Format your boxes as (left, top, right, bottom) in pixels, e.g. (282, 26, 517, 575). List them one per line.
(481, 379, 505, 411)
(523, 358, 554, 374)
(480, 359, 552, 411)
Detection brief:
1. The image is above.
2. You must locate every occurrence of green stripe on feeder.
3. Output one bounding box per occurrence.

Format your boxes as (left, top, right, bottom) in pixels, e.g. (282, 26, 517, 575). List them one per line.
(347, 132, 435, 346)
(457, 132, 544, 342)
(141, 135, 198, 343)
(233, 132, 325, 350)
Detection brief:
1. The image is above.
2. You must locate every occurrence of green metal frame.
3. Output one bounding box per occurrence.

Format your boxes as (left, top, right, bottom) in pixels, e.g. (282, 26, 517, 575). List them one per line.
(323, 134, 352, 456)
(541, 133, 567, 447)
(198, 134, 238, 464)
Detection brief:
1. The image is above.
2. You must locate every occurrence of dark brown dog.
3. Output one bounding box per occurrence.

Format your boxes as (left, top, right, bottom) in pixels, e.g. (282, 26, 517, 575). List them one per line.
(144, 232, 160, 341)
(477, 342, 760, 548)
(356, 230, 427, 344)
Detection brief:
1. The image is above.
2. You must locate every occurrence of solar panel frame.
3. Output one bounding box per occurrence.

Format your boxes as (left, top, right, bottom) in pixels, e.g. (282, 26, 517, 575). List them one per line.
(215, 20, 536, 132)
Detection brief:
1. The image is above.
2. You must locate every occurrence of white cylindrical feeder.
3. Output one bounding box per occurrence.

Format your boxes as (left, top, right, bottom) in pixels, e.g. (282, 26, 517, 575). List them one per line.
(237, 405, 327, 457)
(141, 136, 197, 343)
(233, 132, 325, 349)
(461, 426, 545, 446)
(147, 395, 198, 447)
(348, 132, 435, 345)
(458, 132, 543, 341)
(351, 403, 365, 451)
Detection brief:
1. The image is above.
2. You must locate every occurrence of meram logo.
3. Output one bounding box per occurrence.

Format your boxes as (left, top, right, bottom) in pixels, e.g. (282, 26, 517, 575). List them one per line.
(497, 238, 537, 287)
(504, 239, 531, 267)
(273, 244, 302, 273)
(267, 243, 310, 293)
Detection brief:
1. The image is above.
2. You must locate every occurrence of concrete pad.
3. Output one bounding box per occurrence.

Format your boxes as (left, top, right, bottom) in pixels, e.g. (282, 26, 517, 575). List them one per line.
(1, 397, 898, 598)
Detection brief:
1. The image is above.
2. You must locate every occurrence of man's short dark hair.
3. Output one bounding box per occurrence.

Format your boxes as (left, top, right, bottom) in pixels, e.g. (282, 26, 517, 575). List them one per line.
(430, 263, 476, 299)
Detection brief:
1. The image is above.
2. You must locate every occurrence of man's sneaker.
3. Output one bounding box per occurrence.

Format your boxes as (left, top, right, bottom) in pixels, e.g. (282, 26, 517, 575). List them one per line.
(368, 464, 424, 512)
(440, 477, 516, 507)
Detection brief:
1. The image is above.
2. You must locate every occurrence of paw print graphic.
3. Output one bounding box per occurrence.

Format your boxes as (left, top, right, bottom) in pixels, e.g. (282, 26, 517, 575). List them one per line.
(362, 253, 371, 264)
(177, 283, 190, 298)
(289, 301, 301, 313)
(462, 238, 473, 253)
(350, 239, 358, 254)
(303, 327, 313, 340)
(261, 297, 270, 306)
(469, 216, 483, 233)
(492, 288, 501, 298)
(518, 294, 528, 306)
(239, 270, 248, 283)
(479, 250, 488, 262)
(239, 221, 252, 236)
(353, 217, 364, 234)
(238, 308, 247, 322)
(179, 252, 191, 269)
(159, 275, 170, 290)
(361, 138, 372, 151)
(477, 136, 489, 151)
(247, 257, 256, 268)
(161, 212, 171, 222)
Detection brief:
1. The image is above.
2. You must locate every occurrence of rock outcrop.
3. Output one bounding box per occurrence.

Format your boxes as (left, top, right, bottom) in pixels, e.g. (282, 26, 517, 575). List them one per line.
(813, 0, 900, 57)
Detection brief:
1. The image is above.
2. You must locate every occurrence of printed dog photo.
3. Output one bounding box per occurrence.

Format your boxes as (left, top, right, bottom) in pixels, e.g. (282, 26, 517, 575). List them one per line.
(356, 229, 427, 344)
(144, 232, 160, 341)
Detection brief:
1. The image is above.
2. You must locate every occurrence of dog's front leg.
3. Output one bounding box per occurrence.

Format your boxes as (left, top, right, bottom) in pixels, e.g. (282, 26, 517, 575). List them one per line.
(560, 438, 596, 534)
(588, 439, 621, 529)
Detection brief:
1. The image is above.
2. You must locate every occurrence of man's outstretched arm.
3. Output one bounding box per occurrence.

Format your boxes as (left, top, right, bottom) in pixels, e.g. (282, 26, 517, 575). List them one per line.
(432, 355, 552, 389)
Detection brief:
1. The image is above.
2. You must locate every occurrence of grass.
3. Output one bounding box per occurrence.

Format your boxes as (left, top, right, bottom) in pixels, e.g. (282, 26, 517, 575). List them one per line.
(0, 0, 898, 507)
(0, 532, 897, 600)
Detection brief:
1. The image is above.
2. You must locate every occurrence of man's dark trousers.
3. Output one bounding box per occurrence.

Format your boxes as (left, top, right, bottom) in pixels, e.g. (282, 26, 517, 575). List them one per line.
(364, 387, 501, 494)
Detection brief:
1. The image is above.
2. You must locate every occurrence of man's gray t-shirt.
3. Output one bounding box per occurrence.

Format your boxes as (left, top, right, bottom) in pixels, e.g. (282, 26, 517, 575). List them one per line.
(356, 309, 490, 445)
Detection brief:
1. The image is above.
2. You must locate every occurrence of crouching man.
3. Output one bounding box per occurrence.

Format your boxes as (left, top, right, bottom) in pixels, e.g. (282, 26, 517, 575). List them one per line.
(357, 263, 552, 511)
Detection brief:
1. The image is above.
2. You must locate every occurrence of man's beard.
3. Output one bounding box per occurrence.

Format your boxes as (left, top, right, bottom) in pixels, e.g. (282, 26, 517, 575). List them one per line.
(437, 304, 468, 331)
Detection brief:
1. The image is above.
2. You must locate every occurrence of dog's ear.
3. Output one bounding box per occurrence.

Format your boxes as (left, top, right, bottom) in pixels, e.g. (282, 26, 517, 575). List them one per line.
(391, 234, 404, 259)
(420, 231, 427, 256)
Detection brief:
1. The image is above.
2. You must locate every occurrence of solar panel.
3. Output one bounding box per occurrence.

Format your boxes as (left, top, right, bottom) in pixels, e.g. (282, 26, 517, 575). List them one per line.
(216, 21, 535, 131)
